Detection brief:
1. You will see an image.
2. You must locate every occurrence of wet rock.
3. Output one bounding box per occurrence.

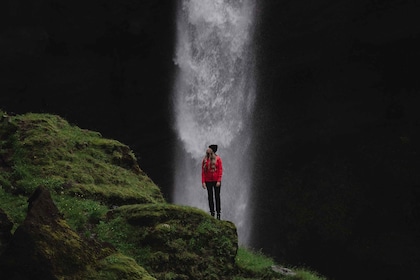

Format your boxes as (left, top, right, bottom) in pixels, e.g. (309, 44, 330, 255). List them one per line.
(271, 265, 296, 276)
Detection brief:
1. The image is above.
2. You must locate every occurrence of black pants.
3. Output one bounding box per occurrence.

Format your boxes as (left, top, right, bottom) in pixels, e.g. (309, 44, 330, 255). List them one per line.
(205, 181, 221, 215)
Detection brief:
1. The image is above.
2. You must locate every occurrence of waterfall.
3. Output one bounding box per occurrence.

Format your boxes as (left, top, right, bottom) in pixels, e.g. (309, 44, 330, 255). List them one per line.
(172, 0, 256, 245)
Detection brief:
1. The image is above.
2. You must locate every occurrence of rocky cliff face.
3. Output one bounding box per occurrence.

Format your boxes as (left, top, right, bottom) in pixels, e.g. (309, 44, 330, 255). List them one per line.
(253, 1, 420, 279)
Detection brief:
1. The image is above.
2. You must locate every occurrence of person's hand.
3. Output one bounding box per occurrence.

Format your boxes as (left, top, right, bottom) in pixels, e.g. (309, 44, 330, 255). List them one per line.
(202, 183, 206, 189)
(216, 182, 221, 187)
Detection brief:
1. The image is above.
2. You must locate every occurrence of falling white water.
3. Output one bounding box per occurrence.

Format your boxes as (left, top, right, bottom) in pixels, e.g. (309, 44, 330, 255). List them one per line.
(172, 0, 256, 245)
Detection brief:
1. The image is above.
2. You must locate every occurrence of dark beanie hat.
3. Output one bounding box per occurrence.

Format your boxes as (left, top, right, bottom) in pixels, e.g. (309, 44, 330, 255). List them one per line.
(209, 144, 218, 153)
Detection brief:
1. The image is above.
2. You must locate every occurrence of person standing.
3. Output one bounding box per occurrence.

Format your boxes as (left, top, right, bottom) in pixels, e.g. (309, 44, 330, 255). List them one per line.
(202, 144, 223, 220)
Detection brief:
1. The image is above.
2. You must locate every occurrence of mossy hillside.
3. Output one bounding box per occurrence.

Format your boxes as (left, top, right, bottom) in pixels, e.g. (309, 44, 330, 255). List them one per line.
(234, 248, 326, 280)
(0, 110, 326, 280)
(97, 203, 238, 280)
(0, 112, 164, 207)
(0, 185, 158, 279)
(93, 253, 156, 280)
(0, 188, 27, 231)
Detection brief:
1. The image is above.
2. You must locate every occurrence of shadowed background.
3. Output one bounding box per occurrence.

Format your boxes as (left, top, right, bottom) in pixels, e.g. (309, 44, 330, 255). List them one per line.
(1, 0, 419, 279)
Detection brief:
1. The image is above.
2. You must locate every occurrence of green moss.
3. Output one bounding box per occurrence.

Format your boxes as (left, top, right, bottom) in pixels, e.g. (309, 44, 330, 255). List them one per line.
(0, 187, 27, 232)
(291, 269, 327, 280)
(0, 112, 164, 206)
(0, 111, 326, 280)
(97, 204, 238, 279)
(93, 253, 156, 280)
(53, 193, 108, 231)
(236, 247, 274, 274)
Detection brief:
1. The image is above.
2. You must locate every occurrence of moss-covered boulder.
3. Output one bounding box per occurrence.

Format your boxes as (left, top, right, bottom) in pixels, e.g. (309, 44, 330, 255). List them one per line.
(98, 204, 238, 280)
(0, 112, 164, 205)
(93, 253, 156, 280)
(0, 186, 158, 279)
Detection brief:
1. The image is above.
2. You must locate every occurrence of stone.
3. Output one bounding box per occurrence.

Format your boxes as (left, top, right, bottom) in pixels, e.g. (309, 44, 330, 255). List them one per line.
(0, 208, 13, 251)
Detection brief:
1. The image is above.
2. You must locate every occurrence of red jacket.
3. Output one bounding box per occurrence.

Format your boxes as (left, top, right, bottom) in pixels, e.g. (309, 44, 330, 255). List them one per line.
(201, 155, 223, 183)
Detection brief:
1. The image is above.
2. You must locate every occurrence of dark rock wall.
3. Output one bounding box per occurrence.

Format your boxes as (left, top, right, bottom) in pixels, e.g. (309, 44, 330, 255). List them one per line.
(253, 1, 420, 279)
(0, 209, 13, 251)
